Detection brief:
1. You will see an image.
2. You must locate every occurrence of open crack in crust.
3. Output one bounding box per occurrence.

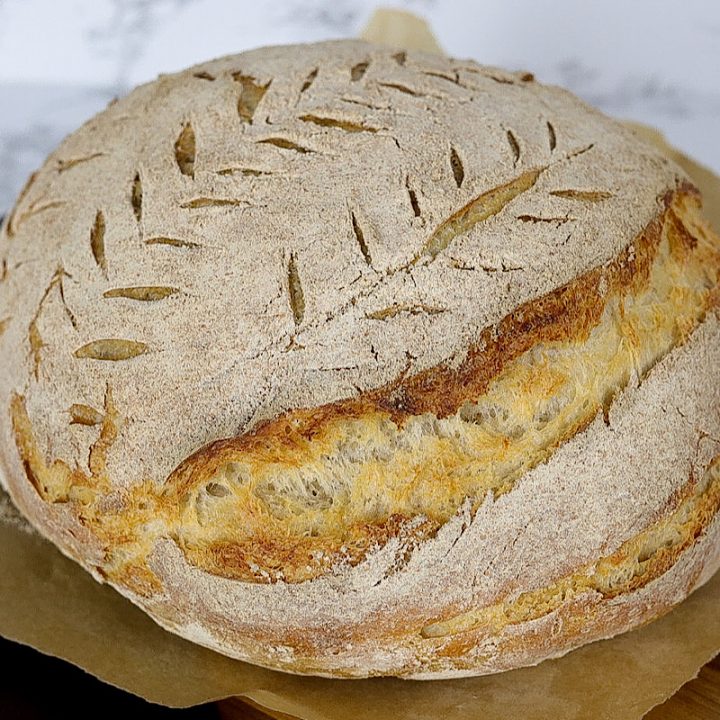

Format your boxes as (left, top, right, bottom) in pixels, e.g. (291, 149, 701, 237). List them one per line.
(9, 184, 720, 605)
(229, 455, 720, 677)
(164, 184, 720, 582)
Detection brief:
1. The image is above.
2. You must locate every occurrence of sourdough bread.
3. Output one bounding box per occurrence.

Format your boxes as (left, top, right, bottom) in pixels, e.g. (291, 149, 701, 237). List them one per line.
(1, 40, 719, 678)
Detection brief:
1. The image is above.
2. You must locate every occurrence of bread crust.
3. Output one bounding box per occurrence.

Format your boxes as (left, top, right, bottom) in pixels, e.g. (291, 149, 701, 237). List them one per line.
(1, 40, 719, 677)
(135, 315, 720, 678)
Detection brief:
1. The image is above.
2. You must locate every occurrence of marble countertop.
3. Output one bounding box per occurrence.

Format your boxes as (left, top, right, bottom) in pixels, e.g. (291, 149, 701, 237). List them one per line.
(1, 0, 719, 211)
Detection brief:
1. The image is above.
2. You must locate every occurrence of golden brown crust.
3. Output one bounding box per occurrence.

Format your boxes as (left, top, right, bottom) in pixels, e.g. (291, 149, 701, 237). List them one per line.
(161, 186, 719, 584)
(136, 453, 720, 679)
(418, 469, 720, 676)
(203, 458, 720, 677)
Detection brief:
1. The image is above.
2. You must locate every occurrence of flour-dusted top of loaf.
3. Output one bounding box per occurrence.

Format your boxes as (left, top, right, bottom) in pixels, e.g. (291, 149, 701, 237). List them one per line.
(0, 39, 683, 489)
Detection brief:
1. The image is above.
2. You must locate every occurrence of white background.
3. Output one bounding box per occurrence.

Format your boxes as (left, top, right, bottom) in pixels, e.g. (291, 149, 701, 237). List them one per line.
(1, 0, 719, 210)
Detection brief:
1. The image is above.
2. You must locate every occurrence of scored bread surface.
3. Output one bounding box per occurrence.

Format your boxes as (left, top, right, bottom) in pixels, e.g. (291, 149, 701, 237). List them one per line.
(1, 39, 719, 678)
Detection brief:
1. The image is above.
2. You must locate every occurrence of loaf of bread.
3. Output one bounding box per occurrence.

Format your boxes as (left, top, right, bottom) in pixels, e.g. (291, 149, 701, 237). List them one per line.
(1, 40, 719, 679)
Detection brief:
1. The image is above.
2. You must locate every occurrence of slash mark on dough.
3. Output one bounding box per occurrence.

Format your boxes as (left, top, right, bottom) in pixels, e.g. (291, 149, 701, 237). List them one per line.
(287, 253, 305, 326)
(174, 122, 196, 178)
(351, 211, 372, 266)
(233, 73, 271, 123)
(74, 339, 149, 361)
(415, 167, 544, 264)
(90, 211, 107, 276)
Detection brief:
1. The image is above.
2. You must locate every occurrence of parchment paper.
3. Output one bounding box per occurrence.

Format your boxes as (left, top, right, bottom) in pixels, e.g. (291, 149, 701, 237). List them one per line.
(1, 9, 718, 720)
